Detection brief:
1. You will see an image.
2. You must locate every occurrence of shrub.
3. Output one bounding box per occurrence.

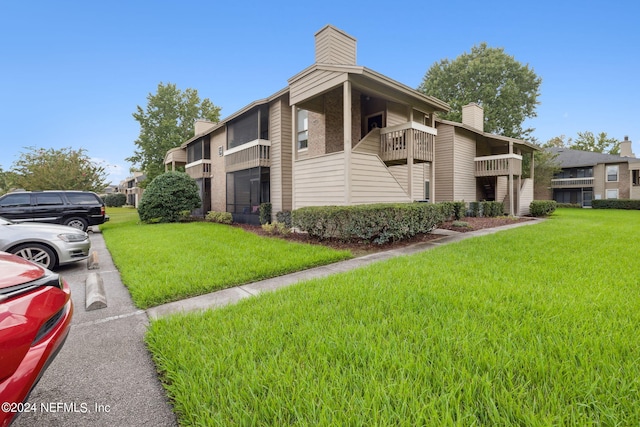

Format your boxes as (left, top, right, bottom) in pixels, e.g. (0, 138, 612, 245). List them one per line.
(261, 221, 290, 236)
(441, 201, 466, 220)
(592, 199, 640, 210)
(138, 172, 201, 223)
(469, 201, 482, 217)
(275, 211, 292, 228)
(292, 203, 447, 244)
(104, 193, 127, 207)
(206, 211, 233, 224)
(530, 200, 557, 217)
(481, 201, 504, 217)
(259, 203, 272, 225)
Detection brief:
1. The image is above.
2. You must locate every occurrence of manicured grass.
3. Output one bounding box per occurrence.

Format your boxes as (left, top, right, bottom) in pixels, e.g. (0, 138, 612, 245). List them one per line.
(146, 209, 640, 425)
(100, 208, 351, 308)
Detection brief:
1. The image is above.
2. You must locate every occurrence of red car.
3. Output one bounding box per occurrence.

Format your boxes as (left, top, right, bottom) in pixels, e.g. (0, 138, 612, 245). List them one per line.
(0, 252, 73, 427)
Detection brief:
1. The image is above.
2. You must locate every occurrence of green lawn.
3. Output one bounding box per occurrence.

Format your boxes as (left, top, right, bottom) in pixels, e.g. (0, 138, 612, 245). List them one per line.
(146, 208, 640, 426)
(100, 208, 351, 308)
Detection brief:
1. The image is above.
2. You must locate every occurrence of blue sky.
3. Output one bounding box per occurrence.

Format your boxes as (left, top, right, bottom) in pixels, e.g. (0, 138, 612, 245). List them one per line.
(1, 0, 639, 185)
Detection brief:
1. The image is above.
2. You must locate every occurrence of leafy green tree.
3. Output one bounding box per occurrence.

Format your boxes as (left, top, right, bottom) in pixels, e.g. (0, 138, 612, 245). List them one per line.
(128, 83, 221, 185)
(137, 171, 201, 223)
(542, 135, 572, 148)
(418, 43, 541, 140)
(0, 167, 18, 195)
(11, 147, 108, 192)
(570, 131, 620, 154)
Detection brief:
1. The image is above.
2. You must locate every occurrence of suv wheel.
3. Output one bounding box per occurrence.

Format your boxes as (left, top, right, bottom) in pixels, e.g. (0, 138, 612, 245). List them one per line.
(11, 243, 57, 270)
(64, 217, 89, 231)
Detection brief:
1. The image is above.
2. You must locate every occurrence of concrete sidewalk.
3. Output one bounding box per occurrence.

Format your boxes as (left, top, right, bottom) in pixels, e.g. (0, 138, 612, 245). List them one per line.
(147, 218, 542, 320)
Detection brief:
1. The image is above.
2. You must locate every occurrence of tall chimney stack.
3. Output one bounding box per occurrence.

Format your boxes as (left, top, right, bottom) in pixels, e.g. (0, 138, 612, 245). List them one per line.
(620, 135, 635, 158)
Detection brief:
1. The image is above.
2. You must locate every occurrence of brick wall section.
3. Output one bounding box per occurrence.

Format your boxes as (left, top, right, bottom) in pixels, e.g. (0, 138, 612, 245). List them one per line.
(306, 87, 363, 156)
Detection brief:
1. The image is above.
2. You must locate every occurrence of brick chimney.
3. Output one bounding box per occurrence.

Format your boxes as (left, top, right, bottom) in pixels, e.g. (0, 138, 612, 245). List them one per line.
(315, 25, 357, 65)
(461, 103, 484, 132)
(620, 135, 635, 158)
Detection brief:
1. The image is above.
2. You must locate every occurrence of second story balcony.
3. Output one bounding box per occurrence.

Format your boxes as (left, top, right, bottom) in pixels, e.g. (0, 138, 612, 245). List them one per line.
(379, 122, 436, 164)
(225, 139, 271, 172)
(475, 154, 522, 177)
(551, 177, 595, 188)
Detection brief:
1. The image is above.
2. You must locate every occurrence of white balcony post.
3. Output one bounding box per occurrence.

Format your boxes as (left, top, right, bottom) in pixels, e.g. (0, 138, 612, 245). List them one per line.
(291, 104, 297, 210)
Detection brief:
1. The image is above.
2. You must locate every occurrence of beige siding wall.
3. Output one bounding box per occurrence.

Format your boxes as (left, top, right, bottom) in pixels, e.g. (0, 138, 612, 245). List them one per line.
(289, 70, 347, 105)
(210, 129, 227, 212)
(353, 128, 381, 155)
(519, 178, 534, 216)
(434, 123, 455, 202)
(315, 26, 357, 65)
(386, 101, 407, 127)
(269, 96, 292, 213)
(453, 129, 477, 202)
(413, 164, 427, 200)
(294, 152, 346, 207)
(496, 176, 508, 205)
(388, 165, 408, 193)
(593, 164, 605, 200)
(350, 153, 410, 204)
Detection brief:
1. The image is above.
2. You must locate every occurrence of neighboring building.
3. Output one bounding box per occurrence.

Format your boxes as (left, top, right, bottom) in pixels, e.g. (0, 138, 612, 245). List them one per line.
(119, 172, 146, 207)
(547, 137, 640, 207)
(165, 25, 538, 223)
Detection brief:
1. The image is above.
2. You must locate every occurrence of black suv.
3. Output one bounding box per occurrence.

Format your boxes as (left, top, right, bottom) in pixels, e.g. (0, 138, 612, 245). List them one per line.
(0, 191, 109, 231)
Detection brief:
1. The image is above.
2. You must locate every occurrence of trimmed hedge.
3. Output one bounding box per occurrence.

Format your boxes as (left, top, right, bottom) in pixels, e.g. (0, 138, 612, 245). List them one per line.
(275, 211, 292, 228)
(292, 203, 447, 244)
(206, 211, 233, 224)
(259, 203, 272, 225)
(592, 199, 640, 210)
(468, 201, 504, 217)
(104, 193, 127, 207)
(441, 201, 466, 220)
(530, 200, 557, 217)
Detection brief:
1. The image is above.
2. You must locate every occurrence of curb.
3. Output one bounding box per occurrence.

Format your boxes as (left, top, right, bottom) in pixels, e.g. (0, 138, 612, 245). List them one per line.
(86, 272, 107, 311)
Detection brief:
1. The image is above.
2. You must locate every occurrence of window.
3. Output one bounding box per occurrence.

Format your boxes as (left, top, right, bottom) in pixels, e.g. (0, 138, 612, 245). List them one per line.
(187, 136, 211, 163)
(297, 109, 308, 150)
(227, 105, 269, 149)
(35, 193, 63, 206)
(0, 193, 31, 207)
(424, 181, 430, 201)
(606, 189, 618, 199)
(606, 165, 619, 182)
(66, 193, 101, 205)
(633, 170, 640, 186)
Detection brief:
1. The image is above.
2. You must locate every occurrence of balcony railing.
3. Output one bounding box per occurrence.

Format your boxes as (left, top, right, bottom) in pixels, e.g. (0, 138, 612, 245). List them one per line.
(380, 122, 436, 163)
(551, 177, 594, 188)
(475, 154, 522, 177)
(185, 159, 213, 178)
(224, 139, 271, 172)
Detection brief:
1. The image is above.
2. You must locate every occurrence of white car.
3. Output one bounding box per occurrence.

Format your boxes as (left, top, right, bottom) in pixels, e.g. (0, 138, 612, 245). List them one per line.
(0, 216, 91, 270)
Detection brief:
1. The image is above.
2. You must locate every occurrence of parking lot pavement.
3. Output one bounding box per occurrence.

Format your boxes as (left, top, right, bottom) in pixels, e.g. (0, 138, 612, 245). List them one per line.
(12, 230, 177, 427)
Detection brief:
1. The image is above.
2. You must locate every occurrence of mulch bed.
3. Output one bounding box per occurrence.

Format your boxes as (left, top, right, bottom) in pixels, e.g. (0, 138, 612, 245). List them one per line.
(234, 216, 534, 256)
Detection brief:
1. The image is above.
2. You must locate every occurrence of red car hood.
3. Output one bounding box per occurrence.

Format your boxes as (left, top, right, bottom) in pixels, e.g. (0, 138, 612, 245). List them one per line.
(0, 253, 46, 289)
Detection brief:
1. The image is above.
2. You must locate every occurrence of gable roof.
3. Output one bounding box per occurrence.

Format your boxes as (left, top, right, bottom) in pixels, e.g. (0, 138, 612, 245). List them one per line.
(436, 118, 540, 152)
(546, 147, 640, 168)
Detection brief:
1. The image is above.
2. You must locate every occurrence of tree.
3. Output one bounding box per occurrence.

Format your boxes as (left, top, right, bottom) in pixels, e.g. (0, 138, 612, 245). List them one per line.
(542, 135, 572, 149)
(532, 149, 561, 199)
(137, 171, 201, 223)
(0, 167, 17, 195)
(128, 82, 221, 185)
(418, 43, 541, 140)
(11, 147, 108, 192)
(570, 131, 620, 154)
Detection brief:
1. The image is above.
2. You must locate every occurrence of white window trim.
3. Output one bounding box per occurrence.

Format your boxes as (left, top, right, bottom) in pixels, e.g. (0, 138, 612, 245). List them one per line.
(606, 164, 619, 182)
